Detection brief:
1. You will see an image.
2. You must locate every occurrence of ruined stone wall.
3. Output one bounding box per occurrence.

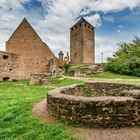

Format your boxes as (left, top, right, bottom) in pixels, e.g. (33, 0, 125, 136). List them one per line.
(0, 51, 25, 80)
(47, 82, 140, 127)
(6, 18, 56, 79)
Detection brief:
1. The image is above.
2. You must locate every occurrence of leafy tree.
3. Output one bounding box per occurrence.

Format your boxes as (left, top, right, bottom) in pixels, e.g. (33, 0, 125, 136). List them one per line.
(105, 37, 140, 77)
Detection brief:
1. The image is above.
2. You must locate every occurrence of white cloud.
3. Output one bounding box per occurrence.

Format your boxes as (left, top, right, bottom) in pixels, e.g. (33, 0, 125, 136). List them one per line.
(95, 36, 119, 63)
(103, 15, 114, 22)
(84, 13, 102, 27)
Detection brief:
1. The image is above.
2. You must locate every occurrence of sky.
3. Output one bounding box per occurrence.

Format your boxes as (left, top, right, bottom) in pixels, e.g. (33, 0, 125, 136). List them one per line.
(0, 0, 140, 63)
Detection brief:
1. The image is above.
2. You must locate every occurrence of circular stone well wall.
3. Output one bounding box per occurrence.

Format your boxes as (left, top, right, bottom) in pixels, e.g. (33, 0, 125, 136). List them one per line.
(47, 82, 140, 127)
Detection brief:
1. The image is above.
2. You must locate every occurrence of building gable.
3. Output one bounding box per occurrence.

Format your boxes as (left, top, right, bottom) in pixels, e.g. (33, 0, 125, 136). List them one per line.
(7, 18, 42, 42)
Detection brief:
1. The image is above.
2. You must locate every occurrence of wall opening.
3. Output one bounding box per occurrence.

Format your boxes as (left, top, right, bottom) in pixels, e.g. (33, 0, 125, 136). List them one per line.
(3, 55, 9, 60)
(3, 77, 10, 81)
(75, 53, 77, 58)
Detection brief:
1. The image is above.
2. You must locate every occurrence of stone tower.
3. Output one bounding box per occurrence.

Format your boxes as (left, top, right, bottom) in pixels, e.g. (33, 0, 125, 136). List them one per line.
(70, 18, 95, 64)
(58, 51, 64, 68)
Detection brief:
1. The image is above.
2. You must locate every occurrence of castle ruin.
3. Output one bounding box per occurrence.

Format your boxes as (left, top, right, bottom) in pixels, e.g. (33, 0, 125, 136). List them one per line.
(0, 18, 94, 80)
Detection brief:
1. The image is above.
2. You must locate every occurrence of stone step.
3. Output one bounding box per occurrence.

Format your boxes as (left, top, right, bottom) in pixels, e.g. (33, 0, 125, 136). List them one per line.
(122, 90, 140, 99)
(134, 85, 140, 89)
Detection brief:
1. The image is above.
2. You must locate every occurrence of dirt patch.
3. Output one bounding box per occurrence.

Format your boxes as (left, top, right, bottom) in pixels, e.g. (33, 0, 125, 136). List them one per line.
(32, 99, 140, 140)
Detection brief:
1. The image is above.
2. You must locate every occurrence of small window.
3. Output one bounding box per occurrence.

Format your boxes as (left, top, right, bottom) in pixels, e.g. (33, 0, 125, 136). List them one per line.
(84, 24, 86, 27)
(10, 69, 12, 71)
(75, 53, 77, 58)
(79, 24, 81, 27)
(71, 28, 73, 31)
(88, 26, 90, 29)
(3, 55, 9, 59)
(3, 77, 10, 81)
(92, 28, 94, 30)
(75, 26, 77, 29)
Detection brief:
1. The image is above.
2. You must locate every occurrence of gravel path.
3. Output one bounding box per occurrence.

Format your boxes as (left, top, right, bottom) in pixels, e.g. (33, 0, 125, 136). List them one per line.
(32, 99, 140, 140)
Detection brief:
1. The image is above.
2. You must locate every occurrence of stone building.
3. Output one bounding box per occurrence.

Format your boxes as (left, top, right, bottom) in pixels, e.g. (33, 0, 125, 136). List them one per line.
(70, 18, 95, 64)
(0, 18, 58, 80)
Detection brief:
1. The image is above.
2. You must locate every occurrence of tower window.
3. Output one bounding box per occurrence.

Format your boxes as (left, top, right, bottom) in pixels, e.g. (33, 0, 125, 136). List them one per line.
(75, 53, 77, 58)
(88, 26, 90, 29)
(79, 24, 81, 27)
(75, 26, 77, 29)
(92, 28, 94, 30)
(84, 24, 86, 27)
(3, 55, 9, 60)
(71, 28, 73, 31)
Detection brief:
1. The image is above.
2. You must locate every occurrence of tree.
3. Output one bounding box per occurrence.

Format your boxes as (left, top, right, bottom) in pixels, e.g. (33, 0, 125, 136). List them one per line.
(105, 37, 140, 76)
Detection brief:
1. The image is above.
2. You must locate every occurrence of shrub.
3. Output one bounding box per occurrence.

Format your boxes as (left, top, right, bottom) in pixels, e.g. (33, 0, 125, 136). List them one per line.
(105, 37, 140, 77)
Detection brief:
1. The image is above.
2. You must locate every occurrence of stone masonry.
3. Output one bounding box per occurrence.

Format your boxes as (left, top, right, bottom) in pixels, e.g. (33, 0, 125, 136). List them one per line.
(0, 51, 24, 80)
(0, 18, 59, 80)
(47, 82, 140, 128)
(70, 18, 95, 64)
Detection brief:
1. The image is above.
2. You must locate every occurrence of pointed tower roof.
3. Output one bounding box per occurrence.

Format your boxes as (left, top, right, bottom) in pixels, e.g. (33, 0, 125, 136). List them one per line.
(58, 51, 64, 55)
(7, 18, 42, 42)
(71, 18, 95, 29)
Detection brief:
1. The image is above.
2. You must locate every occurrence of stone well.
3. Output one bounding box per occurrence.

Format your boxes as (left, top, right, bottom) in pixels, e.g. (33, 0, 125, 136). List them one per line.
(47, 81, 140, 128)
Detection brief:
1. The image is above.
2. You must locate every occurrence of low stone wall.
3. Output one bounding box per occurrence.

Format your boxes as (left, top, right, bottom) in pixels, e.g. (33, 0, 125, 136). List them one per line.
(30, 73, 49, 85)
(47, 82, 140, 127)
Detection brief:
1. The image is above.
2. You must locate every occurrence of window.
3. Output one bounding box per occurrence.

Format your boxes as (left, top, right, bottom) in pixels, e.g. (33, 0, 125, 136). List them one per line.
(3, 77, 10, 81)
(75, 53, 77, 58)
(88, 26, 90, 29)
(84, 24, 86, 27)
(3, 55, 9, 59)
(75, 26, 77, 29)
(79, 24, 81, 27)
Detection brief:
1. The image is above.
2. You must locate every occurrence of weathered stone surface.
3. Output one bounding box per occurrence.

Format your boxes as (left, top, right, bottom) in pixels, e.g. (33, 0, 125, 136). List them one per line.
(70, 18, 95, 64)
(0, 51, 24, 80)
(0, 18, 58, 80)
(47, 82, 140, 127)
(30, 73, 51, 85)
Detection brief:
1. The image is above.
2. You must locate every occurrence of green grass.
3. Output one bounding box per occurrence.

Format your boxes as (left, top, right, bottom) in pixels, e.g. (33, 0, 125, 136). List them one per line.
(64, 64, 93, 76)
(0, 80, 78, 140)
(87, 72, 140, 79)
(49, 77, 84, 87)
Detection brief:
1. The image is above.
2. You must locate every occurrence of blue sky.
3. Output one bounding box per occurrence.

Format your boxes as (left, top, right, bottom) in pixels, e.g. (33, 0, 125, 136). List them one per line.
(0, 0, 140, 63)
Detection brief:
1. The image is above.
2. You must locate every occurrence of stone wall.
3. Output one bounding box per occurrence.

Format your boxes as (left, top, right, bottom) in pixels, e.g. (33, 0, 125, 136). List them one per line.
(70, 19, 95, 64)
(30, 73, 49, 85)
(0, 51, 25, 80)
(47, 82, 140, 127)
(5, 18, 57, 79)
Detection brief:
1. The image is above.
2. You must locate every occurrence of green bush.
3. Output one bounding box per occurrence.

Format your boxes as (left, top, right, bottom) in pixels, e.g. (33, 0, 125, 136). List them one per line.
(105, 37, 140, 77)
(63, 63, 71, 73)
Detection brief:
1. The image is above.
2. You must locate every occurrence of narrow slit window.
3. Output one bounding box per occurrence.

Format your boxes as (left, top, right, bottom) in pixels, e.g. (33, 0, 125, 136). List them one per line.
(75, 53, 77, 58)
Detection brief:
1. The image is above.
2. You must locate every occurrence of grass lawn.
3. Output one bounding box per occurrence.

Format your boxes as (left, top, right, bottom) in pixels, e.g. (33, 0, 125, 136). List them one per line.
(87, 72, 140, 80)
(0, 80, 80, 140)
(49, 76, 84, 87)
